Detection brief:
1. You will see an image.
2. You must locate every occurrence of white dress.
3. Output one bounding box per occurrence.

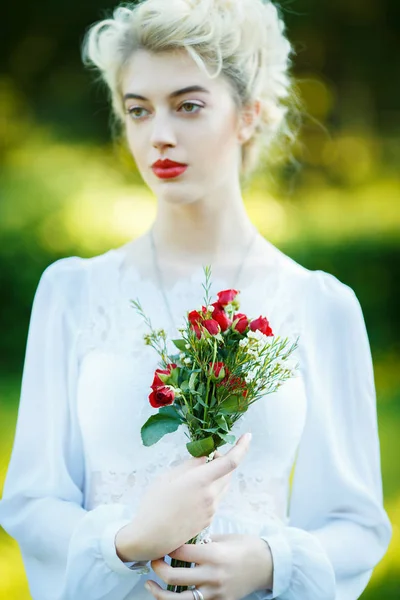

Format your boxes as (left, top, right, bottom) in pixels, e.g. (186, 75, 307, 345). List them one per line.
(0, 238, 392, 600)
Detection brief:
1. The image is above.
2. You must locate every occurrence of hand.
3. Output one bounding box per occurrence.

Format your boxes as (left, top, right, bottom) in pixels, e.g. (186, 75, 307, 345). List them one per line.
(115, 433, 252, 562)
(145, 533, 273, 600)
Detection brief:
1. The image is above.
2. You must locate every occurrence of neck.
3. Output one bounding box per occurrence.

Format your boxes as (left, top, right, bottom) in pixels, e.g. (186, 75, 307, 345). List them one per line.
(149, 189, 257, 268)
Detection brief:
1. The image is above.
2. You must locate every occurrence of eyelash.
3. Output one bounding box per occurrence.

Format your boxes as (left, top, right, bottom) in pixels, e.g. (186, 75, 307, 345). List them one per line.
(126, 101, 204, 120)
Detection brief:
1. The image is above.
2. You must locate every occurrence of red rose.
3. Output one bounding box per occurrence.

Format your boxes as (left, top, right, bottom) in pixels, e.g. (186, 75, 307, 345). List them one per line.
(209, 361, 226, 380)
(191, 323, 202, 339)
(232, 313, 249, 334)
(151, 363, 177, 388)
(188, 310, 203, 325)
(203, 319, 221, 335)
(217, 289, 239, 306)
(212, 304, 232, 332)
(249, 316, 274, 336)
(223, 373, 248, 399)
(211, 301, 224, 312)
(149, 385, 175, 408)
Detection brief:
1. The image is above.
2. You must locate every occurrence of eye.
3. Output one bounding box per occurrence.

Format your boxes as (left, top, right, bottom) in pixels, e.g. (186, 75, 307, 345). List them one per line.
(179, 101, 203, 114)
(126, 106, 148, 120)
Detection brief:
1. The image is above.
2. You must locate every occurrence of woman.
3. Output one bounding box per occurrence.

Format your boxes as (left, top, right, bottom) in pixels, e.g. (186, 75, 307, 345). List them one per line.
(0, 1, 392, 599)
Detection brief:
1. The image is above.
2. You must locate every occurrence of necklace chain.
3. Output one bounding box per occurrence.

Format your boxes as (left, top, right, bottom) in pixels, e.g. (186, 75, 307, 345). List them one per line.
(149, 226, 258, 333)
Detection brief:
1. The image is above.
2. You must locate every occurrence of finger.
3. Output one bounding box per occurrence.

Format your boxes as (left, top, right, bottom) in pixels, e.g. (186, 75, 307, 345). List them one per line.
(145, 580, 197, 599)
(216, 475, 232, 498)
(150, 557, 207, 587)
(169, 542, 217, 564)
(168, 455, 208, 480)
(211, 468, 233, 499)
(203, 433, 252, 481)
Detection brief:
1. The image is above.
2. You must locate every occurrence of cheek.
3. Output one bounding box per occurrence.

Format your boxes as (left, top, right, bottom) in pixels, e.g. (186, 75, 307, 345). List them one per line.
(125, 124, 147, 166)
(125, 124, 137, 153)
(198, 116, 239, 167)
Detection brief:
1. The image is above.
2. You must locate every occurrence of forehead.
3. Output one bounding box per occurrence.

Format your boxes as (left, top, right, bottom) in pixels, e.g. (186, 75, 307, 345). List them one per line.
(121, 48, 231, 97)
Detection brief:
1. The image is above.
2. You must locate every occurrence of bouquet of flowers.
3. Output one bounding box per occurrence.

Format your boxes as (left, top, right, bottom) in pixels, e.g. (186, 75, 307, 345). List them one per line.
(131, 266, 299, 592)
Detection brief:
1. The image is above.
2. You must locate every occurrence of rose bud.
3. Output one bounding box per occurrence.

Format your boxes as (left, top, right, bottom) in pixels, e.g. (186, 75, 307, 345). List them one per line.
(151, 363, 177, 388)
(188, 310, 203, 325)
(203, 319, 221, 336)
(217, 289, 239, 306)
(190, 323, 202, 339)
(149, 385, 176, 408)
(249, 316, 274, 336)
(211, 300, 224, 312)
(232, 313, 249, 334)
(208, 361, 226, 381)
(212, 306, 232, 332)
(151, 368, 171, 388)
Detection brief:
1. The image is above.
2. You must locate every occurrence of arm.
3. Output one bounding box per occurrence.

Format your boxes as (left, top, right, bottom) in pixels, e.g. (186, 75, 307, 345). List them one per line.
(257, 270, 392, 599)
(0, 259, 147, 600)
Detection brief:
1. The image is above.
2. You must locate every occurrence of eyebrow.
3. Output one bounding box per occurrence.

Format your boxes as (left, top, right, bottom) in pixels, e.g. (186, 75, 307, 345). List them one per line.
(123, 85, 210, 102)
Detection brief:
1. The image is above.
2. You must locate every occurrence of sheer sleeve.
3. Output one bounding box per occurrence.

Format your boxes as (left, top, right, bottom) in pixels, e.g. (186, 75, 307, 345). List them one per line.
(257, 269, 392, 600)
(0, 259, 148, 600)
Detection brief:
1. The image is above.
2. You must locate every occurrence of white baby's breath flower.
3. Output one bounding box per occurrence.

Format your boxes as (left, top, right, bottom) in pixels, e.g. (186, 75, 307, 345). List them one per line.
(179, 352, 185, 359)
(207, 305, 215, 312)
(247, 331, 258, 340)
(244, 369, 257, 383)
(239, 338, 248, 347)
(184, 357, 192, 365)
(185, 343, 191, 349)
(247, 348, 258, 357)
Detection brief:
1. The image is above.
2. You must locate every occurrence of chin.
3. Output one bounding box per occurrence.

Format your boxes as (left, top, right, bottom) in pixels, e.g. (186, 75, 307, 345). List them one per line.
(158, 187, 200, 206)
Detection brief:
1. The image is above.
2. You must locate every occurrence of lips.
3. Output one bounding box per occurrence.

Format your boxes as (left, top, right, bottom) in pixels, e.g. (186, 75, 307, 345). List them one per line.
(152, 158, 187, 168)
(151, 159, 188, 179)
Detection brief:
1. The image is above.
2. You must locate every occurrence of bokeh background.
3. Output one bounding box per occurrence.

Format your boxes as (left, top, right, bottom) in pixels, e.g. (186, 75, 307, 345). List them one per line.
(1, 0, 399, 597)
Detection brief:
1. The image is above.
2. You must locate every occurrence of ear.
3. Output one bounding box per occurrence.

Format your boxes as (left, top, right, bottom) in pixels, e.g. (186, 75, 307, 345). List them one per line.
(237, 99, 261, 144)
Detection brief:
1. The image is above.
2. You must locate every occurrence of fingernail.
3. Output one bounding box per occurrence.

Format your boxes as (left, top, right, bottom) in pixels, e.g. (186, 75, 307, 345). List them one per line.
(145, 582, 151, 591)
(245, 432, 252, 442)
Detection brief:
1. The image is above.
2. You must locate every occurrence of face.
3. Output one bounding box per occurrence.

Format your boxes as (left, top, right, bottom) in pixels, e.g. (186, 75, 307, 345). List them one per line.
(121, 48, 253, 206)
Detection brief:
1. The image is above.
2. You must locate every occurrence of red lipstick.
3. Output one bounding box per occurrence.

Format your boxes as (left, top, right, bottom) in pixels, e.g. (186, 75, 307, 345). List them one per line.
(152, 158, 188, 179)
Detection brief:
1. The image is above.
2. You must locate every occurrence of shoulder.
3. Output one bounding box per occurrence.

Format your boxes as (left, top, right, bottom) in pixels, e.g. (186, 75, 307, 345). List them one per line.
(39, 248, 118, 296)
(297, 268, 365, 345)
(268, 243, 362, 329)
(304, 269, 360, 321)
(35, 249, 120, 324)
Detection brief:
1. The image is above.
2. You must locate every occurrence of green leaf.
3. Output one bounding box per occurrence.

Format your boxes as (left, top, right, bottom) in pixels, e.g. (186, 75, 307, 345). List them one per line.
(181, 380, 190, 393)
(219, 395, 248, 414)
(158, 405, 182, 420)
(218, 433, 236, 444)
(141, 409, 182, 447)
(189, 372, 198, 392)
(172, 339, 187, 352)
(187, 412, 205, 425)
(194, 395, 208, 408)
(170, 368, 179, 386)
(186, 436, 215, 457)
(216, 414, 229, 432)
(210, 394, 217, 408)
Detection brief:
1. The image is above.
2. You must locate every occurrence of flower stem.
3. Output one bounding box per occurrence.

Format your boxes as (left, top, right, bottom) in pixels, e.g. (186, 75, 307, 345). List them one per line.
(166, 534, 199, 592)
(203, 340, 217, 425)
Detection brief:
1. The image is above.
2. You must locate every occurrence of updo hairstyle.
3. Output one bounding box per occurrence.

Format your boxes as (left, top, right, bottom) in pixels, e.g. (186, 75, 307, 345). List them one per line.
(82, 0, 297, 179)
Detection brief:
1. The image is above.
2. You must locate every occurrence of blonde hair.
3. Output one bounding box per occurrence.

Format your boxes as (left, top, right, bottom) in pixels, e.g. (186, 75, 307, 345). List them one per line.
(82, 0, 298, 180)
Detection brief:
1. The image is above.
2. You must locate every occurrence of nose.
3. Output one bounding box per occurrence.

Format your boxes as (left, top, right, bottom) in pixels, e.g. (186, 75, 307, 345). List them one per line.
(150, 112, 177, 151)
